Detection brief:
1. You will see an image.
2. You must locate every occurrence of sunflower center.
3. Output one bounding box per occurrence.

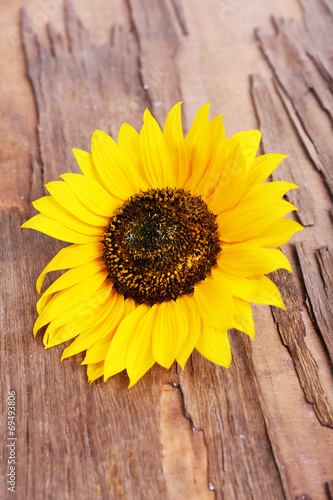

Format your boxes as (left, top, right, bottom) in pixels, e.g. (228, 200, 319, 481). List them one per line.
(124, 212, 179, 258)
(102, 187, 221, 306)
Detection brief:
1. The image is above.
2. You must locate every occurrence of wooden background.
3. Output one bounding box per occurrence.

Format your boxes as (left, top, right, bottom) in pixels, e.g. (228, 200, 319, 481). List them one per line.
(1, 0, 333, 498)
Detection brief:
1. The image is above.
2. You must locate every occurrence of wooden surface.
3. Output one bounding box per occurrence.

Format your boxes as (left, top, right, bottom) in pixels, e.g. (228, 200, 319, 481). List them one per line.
(1, 0, 332, 499)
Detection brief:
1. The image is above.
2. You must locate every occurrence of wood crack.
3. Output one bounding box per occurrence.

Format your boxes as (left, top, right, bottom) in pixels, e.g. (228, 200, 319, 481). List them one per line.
(250, 73, 315, 227)
(255, 12, 333, 197)
(126, 0, 182, 124)
(296, 241, 333, 368)
(178, 337, 288, 500)
(269, 264, 333, 428)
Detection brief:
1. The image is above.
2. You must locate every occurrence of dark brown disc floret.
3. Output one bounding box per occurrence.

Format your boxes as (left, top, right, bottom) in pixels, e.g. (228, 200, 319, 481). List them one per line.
(102, 187, 221, 306)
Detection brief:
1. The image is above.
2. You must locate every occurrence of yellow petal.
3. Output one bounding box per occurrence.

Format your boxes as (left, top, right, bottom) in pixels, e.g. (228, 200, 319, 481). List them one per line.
(195, 114, 227, 199)
(83, 339, 112, 365)
(248, 218, 303, 248)
(241, 181, 298, 205)
(60, 293, 128, 358)
(210, 114, 226, 149)
(118, 123, 150, 189)
(226, 130, 261, 172)
(43, 286, 111, 349)
(118, 123, 141, 171)
(140, 109, 173, 188)
(246, 154, 288, 188)
(151, 301, 188, 369)
(127, 312, 156, 388)
(185, 104, 212, 189)
(37, 294, 53, 316)
(218, 244, 292, 277)
(61, 327, 99, 359)
(232, 298, 255, 339)
(45, 180, 109, 227)
(43, 285, 112, 346)
(175, 296, 201, 370)
(91, 130, 144, 199)
(87, 361, 104, 383)
(36, 242, 104, 293)
(163, 102, 189, 186)
(193, 276, 234, 329)
(33, 271, 108, 335)
(185, 104, 211, 149)
(37, 259, 106, 312)
(217, 199, 297, 242)
(213, 268, 286, 309)
(61, 294, 129, 357)
(72, 148, 103, 185)
(81, 297, 136, 364)
(104, 304, 149, 381)
(207, 140, 247, 214)
(60, 173, 118, 217)
(45, 322, 83, 348)
(196, 326, 231, 367)
(46, 316, 95, 350)
(21, 214, 101, 244)
(32, 196, 103, 236)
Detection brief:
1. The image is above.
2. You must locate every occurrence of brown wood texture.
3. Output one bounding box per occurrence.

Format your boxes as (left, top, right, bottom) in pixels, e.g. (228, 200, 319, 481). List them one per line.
(250, 73, 315, 227)
(296, 242, 333, 367)
(255, 5, 333, 197)
(1, 0, 333, 499)
(251, 74, 333, 427)
(327, 480, 333, 500)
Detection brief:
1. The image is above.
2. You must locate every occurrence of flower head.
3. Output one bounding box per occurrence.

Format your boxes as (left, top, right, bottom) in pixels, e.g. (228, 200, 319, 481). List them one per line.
(22, 103, 303, 387)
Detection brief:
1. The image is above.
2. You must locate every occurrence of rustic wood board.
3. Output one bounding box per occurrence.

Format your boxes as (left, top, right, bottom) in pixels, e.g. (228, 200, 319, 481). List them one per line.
(1, 1, 333, 499)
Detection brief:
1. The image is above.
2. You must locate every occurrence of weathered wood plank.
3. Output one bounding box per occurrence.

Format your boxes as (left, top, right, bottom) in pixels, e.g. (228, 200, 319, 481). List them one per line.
(1, 206, 172, 500)
(296, 241, 333, 367)
(0, 0, 40, 212)
(256, 16, 333, 196)
(178, 334, 291, 500)
(179, 331, 292, 499)
(250, 73, 315, 226)
(316, 246, 333, 304)
(159, 384, 214, 500)
(326, 480, 333, 500)
(21, 3, 149, 186)
(269, 266, 333, 427)
(2, 4, 176, 499)
(126, 0, 183, 124)
(2, 0, 333, 499)
(299, 0, 333, 114)
(129, 3, 307, 494)
(250, 72, 333, 426)
(14, 3, 295, 498)
(170, 0, 189, 36)
(250, 7, 333, 497)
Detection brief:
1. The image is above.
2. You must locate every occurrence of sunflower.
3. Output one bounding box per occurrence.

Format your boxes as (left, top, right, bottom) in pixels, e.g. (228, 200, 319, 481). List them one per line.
(22, 103, 303, 387)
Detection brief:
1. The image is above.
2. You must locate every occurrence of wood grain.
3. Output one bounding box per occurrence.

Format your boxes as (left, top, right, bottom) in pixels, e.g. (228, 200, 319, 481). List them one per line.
(159, 384, 214, 500)
(327, 480, 333, 500)
(0, 0, 39, 213)
(178, 334, 291, 500)
(299, 0, 333, 118)
(250, 73, 315, 227)
(256, 12, 333, 197)
(1, 3, 170, 499)
(1, 185, 171, 500)
(251, 72, 333, 427)
(316, 246, 333, 302)
(296, 241, 333, 367)
(21, 2, 149, 186)
(126, 0, 183, 124)
(1, 0, 333, 499)
(269, 267, 333, 428)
